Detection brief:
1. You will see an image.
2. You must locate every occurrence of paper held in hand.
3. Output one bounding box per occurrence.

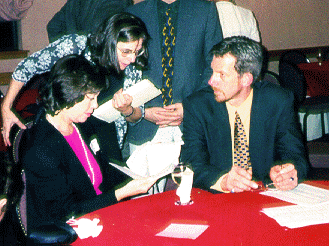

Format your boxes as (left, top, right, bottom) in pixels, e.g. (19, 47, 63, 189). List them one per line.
(92, 79, 162, 123)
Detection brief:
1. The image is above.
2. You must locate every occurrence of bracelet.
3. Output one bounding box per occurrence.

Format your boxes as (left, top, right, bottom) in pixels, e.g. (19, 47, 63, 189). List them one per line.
(121, 106, 134, 118)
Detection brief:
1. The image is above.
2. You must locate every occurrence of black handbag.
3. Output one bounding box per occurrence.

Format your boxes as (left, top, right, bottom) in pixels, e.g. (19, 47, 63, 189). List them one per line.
(28, 221, 78, 245)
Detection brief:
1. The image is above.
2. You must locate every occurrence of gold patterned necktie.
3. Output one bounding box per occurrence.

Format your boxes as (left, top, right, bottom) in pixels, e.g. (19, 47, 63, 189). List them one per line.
(233, 111, 251, 170)
(161, 7, 175, 106)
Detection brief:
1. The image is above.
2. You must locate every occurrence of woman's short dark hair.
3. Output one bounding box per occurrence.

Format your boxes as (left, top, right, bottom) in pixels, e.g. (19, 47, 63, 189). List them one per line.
(40, 54, 107, 115)
(211, 36, 264, 84)
(87, 12, 150, 74)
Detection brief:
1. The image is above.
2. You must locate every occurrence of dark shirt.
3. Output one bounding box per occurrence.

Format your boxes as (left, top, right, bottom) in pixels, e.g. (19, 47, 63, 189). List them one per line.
(157, 0, 180, 42)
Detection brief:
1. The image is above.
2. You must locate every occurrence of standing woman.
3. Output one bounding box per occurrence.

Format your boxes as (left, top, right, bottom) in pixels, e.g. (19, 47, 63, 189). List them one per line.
(1, 12, 149, 162)
(22, 54, 156, 233)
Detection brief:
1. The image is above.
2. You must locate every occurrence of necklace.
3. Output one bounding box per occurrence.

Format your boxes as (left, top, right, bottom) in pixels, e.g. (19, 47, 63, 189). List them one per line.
(46, 114, 95, 185)
(72, 124, 95, 185)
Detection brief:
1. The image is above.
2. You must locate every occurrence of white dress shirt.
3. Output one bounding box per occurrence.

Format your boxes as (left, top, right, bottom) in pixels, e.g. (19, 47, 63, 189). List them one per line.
(215, 1, 261, 42)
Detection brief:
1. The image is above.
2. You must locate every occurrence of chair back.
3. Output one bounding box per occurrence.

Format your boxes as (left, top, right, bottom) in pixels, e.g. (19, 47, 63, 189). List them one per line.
(262, 71, 280, 85)
(12, 121, 34, 164)
(279, 50, 310, 66)
(279, 61, 307, 109)
(323, 48, 329, 61)
(10, 122, 33, 236)
(16, 170, 27, 236)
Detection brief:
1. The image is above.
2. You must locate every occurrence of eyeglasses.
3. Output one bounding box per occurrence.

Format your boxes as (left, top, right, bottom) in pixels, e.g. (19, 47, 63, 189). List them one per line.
(85, 94, 97, 102)
(117, 46, 145, 57)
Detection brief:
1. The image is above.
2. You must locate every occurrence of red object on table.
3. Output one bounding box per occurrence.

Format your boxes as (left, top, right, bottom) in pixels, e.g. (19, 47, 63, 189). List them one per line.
(298, 61, 329, 97)
(72, 181, 329, 246)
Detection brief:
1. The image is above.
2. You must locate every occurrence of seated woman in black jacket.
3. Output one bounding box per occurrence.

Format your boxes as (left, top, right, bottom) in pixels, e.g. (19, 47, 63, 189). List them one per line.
(21, 54, 157, 233)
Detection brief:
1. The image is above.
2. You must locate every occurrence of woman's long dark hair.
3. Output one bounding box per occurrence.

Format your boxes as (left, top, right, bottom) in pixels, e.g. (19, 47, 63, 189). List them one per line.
(87, 12, 150, 74)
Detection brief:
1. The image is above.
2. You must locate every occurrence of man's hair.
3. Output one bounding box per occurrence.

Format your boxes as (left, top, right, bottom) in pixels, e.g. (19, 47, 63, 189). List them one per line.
(210, 36, 264, 83)
(40, 54, 107, 115)
(88, 12, 150, 74)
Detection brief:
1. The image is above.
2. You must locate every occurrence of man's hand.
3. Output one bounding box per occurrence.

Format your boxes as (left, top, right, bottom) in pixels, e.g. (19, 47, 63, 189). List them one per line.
(221, 165, 259, 193)
(145, 103, 183, 127)
(270, 163, 298, 191)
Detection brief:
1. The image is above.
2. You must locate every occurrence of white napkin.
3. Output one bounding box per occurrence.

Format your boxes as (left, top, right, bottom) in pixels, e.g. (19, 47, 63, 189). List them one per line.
(126, 142, 182, 177)
(67, 218, 103, 239)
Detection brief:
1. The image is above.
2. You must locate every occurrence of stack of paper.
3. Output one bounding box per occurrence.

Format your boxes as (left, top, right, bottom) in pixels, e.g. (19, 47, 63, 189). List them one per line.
(260, 184, 329, 206)
(260, 184, 329, 228)
(262, 203, 329, 229)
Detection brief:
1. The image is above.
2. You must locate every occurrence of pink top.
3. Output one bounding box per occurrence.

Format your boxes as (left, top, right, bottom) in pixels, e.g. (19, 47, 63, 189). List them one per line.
(64, 127, 103, 195)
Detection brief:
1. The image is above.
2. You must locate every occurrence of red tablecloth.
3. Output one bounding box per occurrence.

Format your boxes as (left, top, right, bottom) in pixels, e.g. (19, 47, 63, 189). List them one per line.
(298, 61, 329, 97)
(72, 181, 329, 246)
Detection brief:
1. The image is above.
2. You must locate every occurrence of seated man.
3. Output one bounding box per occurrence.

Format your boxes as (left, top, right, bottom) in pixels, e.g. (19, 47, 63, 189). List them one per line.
(180, 36, 309, 193)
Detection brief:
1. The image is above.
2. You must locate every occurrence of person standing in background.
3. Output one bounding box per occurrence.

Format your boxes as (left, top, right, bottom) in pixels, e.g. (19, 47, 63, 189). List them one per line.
(211, 0, 261, 42)
(125, 0, 222, 193)
(47, 0, 133, 42)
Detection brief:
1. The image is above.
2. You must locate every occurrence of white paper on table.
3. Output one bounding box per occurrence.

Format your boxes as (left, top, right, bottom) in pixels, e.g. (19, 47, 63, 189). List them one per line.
(156, 223, 209, 239)
(261, 203, 329, 229)
(260, 183, 329, 206)
(92, 79, 162, 123)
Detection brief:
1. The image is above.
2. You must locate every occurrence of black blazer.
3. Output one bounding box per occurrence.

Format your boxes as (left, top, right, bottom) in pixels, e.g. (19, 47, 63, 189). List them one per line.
(181, 81, 310, 191)
(21, 114, 120, 233)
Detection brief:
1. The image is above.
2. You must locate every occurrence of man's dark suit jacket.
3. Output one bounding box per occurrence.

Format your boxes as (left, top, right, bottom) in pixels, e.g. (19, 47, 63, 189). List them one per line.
(47, 0, 132, 42)
(126, 0, 223, 145)
(21, 114, 122, 233)
(181, 81, 309, 191)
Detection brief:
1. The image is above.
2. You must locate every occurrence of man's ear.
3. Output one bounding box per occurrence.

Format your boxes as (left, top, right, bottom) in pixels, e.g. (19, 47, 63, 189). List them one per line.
(241, 72, 253, 87)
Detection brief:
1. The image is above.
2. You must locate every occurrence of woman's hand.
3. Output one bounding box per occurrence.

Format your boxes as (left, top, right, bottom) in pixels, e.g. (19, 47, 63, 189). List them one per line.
(112, 89, 133, 114)
(1, 107, 26, 146)
(112, 89, 141, 122)
(115, 176, 158, 201)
